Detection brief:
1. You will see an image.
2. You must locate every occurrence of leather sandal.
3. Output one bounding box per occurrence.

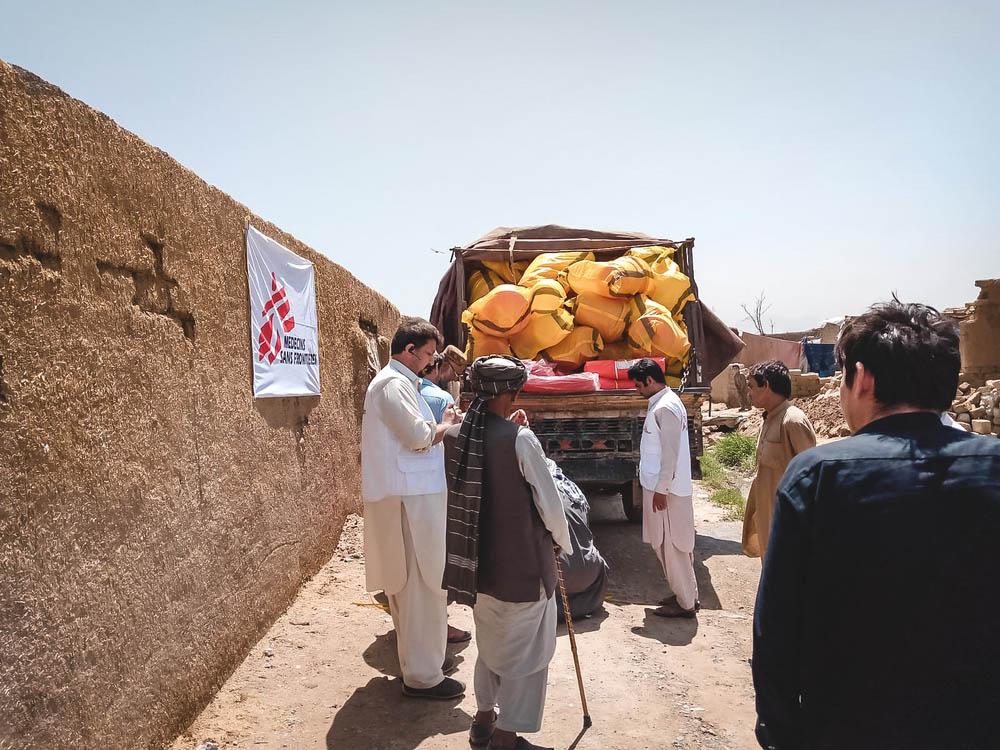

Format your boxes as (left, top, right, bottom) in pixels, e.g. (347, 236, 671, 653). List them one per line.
(402, 676, 465, 700)
(469, 711, 497, 747)
(448, 625, 472, 644)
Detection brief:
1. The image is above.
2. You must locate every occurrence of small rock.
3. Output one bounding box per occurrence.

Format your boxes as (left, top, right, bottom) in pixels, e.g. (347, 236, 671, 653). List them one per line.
(196, 742, 219, 750)
(972, 419, 992, 435)
(263, 645, 274, 658)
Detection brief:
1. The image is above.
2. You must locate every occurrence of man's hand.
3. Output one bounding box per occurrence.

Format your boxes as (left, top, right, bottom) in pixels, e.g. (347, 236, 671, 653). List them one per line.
(509, 408, 530, 428)
(652, 491, 668, 512)
(442, 404, 460, 426)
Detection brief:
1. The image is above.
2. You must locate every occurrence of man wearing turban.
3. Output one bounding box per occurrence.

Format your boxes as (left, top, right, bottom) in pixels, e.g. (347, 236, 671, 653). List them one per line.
(443, 356, 572, 750)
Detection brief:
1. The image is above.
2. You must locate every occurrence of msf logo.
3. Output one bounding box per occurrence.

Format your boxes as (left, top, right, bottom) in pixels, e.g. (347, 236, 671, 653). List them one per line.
(258, 272, 296, 364)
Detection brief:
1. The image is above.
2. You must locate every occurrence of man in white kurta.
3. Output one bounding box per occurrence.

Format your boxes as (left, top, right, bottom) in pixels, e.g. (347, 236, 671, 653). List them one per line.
(361, 317, 463, 699)
(628, 358, 699, 618)
(442, 356, 572, 750)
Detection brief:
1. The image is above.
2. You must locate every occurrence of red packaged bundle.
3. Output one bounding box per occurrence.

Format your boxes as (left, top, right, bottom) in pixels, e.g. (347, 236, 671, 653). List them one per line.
(521, 371, 600, 393)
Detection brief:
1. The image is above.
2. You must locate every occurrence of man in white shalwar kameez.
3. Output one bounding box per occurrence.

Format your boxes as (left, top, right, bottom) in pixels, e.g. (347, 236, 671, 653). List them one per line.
(442, 356, 572, 750)
(361, 317, 464, 699)
(628, 358, 699, 618)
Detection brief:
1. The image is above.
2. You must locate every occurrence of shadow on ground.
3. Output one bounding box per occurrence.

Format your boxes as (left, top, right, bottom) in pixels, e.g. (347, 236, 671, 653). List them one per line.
(363, 630, 470, 677)
(325, 676, 472, 750)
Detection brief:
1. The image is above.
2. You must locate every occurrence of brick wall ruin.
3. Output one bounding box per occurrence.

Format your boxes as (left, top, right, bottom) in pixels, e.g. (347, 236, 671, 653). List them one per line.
(0, 61, 399, 749)
(958, 279, 1000, 386)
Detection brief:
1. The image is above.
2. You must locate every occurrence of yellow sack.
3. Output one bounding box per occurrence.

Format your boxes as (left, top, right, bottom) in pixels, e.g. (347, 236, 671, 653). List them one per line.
(564, 256, 653, 298)
(627, 299, 690, 360)
(543, 326, 604, 368)
(519, 251, 595, 289)
(461, 284, 532, 337)
(600, 340, 652, 360)
(509, 307, 574, 360)
(481, 259, 529, 284)
(626, 247, 695, 314)
(527, 278, 567, 314)
(648, 260, 695, 314)
(466, 268, 506, 304)
(572, 293, 642, 343)
(627, 245, 676, 266)
(465, 330, 513, 360)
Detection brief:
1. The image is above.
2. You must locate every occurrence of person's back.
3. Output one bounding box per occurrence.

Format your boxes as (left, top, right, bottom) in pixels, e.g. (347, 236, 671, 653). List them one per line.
(759, 416, 1000, 748)
(753, 300, 1000, 750)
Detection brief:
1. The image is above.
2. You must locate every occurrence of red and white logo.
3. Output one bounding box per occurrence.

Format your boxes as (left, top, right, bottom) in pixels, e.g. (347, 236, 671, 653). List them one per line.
(257, 271, 296, 363)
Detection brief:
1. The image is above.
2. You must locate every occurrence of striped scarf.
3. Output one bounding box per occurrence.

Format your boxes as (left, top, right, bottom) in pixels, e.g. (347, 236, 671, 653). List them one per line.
(442, 355, 528, 606)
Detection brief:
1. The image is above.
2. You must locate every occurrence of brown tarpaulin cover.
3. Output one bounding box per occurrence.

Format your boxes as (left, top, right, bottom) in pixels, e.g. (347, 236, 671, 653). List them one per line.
(430, 225, 744, 386)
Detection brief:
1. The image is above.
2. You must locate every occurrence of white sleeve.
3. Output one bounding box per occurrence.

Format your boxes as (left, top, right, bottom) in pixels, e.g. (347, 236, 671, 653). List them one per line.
(654, 407, 683, 494)
(378, 378, 435, 451)
(516, 429, 573, 555)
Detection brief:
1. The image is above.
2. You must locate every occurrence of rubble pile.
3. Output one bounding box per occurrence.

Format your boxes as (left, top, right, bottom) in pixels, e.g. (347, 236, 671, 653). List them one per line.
(794, 374, 850, 438)
(949, 381, 1000, 436)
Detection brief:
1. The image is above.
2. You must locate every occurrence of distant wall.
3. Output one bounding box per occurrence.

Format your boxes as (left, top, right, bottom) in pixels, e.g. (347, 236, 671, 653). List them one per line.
(0, 62, 399, 749)
(960, 279, 1000, 386)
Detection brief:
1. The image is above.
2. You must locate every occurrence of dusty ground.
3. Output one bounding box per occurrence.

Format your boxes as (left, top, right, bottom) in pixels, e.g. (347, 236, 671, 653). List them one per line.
(171, 484, 762, 750)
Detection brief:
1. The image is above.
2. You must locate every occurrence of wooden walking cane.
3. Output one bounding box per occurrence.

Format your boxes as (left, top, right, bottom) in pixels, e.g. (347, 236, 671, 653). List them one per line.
(554, 553, 593, 728)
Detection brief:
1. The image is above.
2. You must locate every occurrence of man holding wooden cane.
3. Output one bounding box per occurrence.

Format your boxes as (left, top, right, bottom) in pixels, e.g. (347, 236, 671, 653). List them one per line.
(443, 356, 572, 750)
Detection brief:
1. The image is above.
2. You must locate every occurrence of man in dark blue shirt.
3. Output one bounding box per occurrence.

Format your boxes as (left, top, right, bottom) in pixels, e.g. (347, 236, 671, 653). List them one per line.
(753, 300, 1000, 750)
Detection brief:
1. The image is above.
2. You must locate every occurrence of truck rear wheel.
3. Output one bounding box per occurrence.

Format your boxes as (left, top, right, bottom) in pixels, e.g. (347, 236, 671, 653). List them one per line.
(623, 479, 643, 523)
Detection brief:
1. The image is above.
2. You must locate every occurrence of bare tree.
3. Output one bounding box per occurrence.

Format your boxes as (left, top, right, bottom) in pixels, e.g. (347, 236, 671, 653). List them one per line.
(741, 291, 774, 335)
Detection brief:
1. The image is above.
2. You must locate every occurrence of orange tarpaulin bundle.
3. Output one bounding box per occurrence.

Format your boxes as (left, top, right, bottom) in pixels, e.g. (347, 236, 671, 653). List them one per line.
(543, 326, 604, 368)
(465, 329, 513, 360)
(509, 307, 575, 360)
(519, 251, 595, 289)
(627, 298, 690, 360)
(563, 256, 654, 299)
(571, 293, 643, 343)
(626, 247, 695, 315)
(461, 284, 533, 337)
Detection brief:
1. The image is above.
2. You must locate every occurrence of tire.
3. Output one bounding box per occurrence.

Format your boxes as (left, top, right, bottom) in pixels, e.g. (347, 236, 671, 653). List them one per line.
(623, 479, 643, 523)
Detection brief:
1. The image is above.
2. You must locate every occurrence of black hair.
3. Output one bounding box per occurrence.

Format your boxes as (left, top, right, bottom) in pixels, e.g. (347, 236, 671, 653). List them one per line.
(627, 358, 666, 385)
(390, 316, 443, 355)
(836, 299, 960, 411)
(748, 360, 792, 399)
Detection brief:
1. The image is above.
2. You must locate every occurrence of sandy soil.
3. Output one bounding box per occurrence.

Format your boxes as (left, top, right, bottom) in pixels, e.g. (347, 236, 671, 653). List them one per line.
(170, 485, 762, 750)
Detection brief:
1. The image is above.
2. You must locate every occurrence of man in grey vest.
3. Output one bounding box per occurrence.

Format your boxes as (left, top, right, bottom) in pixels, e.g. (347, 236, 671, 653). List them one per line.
(443, 356, 572, 750)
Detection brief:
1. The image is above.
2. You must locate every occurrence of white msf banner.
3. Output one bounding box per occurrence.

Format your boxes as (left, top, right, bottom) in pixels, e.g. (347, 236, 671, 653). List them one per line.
(246, 225, 321, 398)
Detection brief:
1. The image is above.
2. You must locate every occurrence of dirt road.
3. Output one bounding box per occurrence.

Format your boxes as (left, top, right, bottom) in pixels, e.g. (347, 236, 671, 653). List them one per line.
(171, 483, 761, 750)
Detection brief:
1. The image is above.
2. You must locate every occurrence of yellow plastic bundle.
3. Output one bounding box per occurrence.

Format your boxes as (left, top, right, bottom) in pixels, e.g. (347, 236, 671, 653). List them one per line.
(543, 326, 604, 367)
(509, 307, 574, 360)
(563, 256, 654, 299)
(625, 247, 695, 314)
(465, 330, 513, 360)
(519, 251, 595, 289)
(600, 340, 652, 360)
(571, 293, 643, 343)
(526, 278, 567, 314)
(627, 298, 691, 360)
(627, 245, 675, 265)
(466, 268, 507, 304)
(462, 284, 533, 337)
(481, 259, 529, 284)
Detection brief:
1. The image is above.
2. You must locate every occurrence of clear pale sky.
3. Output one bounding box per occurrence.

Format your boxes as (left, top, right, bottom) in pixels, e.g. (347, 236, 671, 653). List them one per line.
(4, 1, 997, 330)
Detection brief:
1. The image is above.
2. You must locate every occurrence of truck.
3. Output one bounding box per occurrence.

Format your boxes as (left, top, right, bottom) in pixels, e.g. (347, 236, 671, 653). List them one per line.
(430, 225, 743, 521)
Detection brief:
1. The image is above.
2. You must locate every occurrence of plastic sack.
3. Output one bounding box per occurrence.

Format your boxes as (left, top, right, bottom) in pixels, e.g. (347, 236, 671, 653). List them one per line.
(527, 278, 567, 314)
(571, 293, 640, 343)
(509, 307, 574, 360)
(465, 329, 513, 360)
(626, 247, 695, 314)
(461, 284, 533, 337)
(543, 326, 604, 368)
(481, 259, 529, 284)
(599, 340, 651, 360)
(519, 251, 595, 289)
(466, 268, 507, 304)
(564, 256, 653, 299)
(627, 299, 690, 360)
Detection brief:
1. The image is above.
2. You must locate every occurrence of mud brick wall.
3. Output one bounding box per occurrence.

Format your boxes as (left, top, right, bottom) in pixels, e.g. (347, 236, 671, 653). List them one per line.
(0, 61, 399, 749)
(959, 279, 1000, 386)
